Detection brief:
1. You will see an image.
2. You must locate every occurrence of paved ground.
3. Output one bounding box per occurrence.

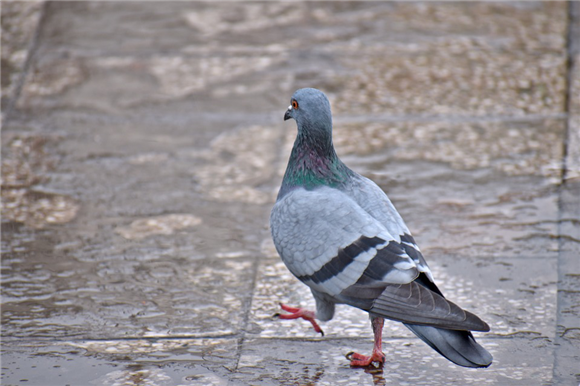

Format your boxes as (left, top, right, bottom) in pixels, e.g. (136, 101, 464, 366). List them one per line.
(1, 2, 579, 385)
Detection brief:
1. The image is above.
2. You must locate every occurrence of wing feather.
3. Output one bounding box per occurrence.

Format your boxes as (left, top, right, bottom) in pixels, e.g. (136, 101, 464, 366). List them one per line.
(270, 187, 418, 296)
(271, 185, 489, 332)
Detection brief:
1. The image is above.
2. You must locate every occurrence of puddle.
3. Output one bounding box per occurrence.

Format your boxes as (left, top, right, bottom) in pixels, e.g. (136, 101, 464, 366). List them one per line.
(1, 339, 236, 386)
(149, 55, 285, 98)
(1, 250, 255, 340)
(182, 3, 308, 37)
(2, 134, 54, 187)
(236, 336, 554, 385)
(1, 134, 79, 229)
(21, 57, 86, 98)
(115, 214, 202, 240)
(333, 119, 564, 180)
(2, 189, 79, 229)
(187, 124, 281, 204)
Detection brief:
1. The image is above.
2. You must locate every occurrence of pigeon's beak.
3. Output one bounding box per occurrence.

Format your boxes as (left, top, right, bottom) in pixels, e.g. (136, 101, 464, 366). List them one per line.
(284, 106, 292, 121)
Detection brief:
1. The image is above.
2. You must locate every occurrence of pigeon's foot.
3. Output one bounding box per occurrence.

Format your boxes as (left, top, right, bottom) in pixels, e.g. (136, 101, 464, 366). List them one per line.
(346, 350, 386, 368)
(346, 316, 385, 367)
(275, 303, 324, 336)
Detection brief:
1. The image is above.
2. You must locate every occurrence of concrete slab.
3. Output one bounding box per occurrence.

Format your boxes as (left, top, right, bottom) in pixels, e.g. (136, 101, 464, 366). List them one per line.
(235, 337, 555, 386)
(1, 338, 238, 386)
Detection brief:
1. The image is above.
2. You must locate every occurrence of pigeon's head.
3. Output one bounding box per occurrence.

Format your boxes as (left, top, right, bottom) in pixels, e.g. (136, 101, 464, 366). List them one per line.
(284, 88, 332, 137)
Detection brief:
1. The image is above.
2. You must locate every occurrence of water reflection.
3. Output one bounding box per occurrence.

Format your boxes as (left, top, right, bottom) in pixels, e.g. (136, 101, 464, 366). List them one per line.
(1, 134, 80, 229)
(364, 367, 387, 386)
(98, 366, 172, 386)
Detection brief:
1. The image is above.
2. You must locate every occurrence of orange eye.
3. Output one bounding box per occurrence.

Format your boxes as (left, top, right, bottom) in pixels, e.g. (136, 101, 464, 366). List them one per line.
(292, 100, 299, 109)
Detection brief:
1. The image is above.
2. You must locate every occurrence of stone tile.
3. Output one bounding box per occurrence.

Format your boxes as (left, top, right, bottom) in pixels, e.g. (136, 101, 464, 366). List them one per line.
(1, 338, 238, 386)
(16, 52, 290, 114)
(330, 43, 566, 116)
(327, 2, 567, 116)
(333, 119, 564, 180)
(1, 254, 256, 339)
(235, 337, 556, 386)
(430, 256, 558, 338)
(2, 120, 273, 341)
(13, 2, 568, 117)
(37, 2, 567, 55)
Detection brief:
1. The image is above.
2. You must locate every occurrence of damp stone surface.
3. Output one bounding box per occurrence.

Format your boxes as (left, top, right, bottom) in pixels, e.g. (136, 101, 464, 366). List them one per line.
(1, 2, 579, 386)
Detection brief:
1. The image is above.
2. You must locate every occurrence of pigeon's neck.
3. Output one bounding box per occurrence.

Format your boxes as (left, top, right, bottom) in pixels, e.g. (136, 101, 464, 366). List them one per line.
(279, 131, 352, 199)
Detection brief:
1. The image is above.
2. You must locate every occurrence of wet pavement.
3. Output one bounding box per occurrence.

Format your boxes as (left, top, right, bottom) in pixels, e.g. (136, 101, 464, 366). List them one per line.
(1, 2, 579, 385)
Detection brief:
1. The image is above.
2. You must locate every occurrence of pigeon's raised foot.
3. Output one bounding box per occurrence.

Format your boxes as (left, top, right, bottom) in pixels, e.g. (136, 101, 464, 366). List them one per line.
(275, 303, 324, 336)
(346, 350, 386, 368)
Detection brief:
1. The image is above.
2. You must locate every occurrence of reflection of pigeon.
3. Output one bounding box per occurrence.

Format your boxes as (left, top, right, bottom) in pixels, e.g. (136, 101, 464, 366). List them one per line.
(270, 88, 493, 368)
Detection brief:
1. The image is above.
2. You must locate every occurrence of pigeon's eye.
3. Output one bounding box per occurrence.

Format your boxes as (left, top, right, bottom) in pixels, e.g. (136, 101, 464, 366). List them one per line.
(292, 100, 299, 109)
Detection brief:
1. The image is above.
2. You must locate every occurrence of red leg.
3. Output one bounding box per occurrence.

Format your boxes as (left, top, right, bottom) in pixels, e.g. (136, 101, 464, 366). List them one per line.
(275, 303, 324, 336)
(346, 316, 386, 367)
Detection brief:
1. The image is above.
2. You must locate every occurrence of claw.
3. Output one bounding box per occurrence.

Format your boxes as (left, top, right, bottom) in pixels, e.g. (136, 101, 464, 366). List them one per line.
(347, 316, 385, 368)
(348, 350, 386, 368)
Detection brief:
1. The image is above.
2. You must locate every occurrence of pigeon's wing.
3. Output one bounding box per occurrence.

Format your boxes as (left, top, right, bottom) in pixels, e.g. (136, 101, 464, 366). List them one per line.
(345, 175, 434, 281)
(340, 275, 490, 331)
(342, 175, 489, 331)
(270, 186, 418, 296)
(270, 186, 489, 331)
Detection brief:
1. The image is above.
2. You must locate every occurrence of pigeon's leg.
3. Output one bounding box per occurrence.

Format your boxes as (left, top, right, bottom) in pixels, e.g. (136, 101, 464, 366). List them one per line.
(346, 316, 385, 367)
(275, 303, 324, 336)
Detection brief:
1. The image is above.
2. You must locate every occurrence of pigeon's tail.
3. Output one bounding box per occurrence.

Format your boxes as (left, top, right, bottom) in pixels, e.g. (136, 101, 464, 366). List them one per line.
(404, 324, 493, 368)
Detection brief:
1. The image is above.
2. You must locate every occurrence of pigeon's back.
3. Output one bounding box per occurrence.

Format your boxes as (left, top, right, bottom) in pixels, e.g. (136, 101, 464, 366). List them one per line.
(341, 174, 410, 238)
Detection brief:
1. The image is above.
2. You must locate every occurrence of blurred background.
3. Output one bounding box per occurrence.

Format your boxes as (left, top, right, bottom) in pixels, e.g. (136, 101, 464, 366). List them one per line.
(1, 2, 579, 385)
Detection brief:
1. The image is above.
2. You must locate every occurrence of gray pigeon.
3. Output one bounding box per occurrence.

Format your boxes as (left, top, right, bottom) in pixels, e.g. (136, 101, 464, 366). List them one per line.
(270, 88, 493, 368)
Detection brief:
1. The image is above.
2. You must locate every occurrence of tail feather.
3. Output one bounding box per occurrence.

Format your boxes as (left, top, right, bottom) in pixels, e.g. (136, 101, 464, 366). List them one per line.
(404, 324, 493, 368)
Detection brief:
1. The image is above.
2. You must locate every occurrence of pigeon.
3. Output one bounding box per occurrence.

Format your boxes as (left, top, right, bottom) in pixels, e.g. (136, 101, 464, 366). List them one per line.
(270, 88, 493, 368)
